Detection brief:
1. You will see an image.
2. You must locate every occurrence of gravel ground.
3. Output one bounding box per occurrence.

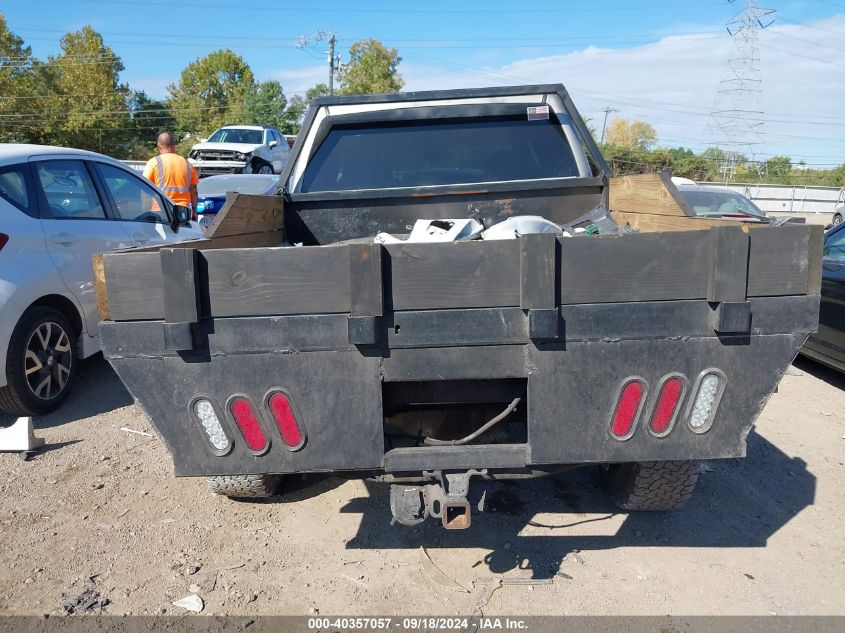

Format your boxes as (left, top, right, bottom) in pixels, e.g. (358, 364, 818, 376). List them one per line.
(0, 354, 843, 616)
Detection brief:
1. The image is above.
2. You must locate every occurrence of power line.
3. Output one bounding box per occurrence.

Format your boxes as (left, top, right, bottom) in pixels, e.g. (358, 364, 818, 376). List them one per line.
(71, 0, 701, 15)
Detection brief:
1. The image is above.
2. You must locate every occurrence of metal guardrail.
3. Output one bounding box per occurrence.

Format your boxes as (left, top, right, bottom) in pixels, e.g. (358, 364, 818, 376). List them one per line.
(697, 182, 844, 214)
(121, 160, 146, 173)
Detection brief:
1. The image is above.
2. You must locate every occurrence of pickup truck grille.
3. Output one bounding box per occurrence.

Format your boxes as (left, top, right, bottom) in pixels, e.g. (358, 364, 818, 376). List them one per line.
(194, 150, 240, 161)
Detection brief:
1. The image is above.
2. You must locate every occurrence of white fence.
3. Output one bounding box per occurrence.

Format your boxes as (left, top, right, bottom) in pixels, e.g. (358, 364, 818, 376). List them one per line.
(697, 182, 845, 215)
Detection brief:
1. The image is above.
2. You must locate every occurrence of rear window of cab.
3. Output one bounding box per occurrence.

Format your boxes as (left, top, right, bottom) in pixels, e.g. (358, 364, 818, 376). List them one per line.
(298, 115, 581, 193)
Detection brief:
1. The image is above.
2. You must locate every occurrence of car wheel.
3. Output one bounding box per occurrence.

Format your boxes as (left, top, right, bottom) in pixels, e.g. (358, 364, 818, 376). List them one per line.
(0, 306, 77, 416)
(255, 162, 274, 175)
(602, 460, 699, 511)
(833, 214, 842, 226)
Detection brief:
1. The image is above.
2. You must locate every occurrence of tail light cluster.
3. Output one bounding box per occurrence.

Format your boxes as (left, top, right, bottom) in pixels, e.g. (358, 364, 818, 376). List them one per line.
(610, 370, 725, 440)
(191, 391, 306, 455)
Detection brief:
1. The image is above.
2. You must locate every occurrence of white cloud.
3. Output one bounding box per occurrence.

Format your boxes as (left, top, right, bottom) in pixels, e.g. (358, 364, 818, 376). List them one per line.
(267, 15, 845, 164)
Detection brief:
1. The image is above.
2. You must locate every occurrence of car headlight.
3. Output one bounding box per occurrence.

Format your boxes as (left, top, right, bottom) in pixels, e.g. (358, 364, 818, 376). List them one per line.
(235, 152, 248, 161)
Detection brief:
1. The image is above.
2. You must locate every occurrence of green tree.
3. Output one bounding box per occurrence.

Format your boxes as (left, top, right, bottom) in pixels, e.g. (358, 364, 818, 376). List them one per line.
(337, 39, 403, 96)
(0, 14, 36, 143)
(40, 26, 131, 154)
(244, 80, 287, 128)
(125, 90, 174, 159)
(168, 49, 255, 138)
(278, 84, 333, 136)
(765, 155, 792, 181)
(605, 117, 657, 150)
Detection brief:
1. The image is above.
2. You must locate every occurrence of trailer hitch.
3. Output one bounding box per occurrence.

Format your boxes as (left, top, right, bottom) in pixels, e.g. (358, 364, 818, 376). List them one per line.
(389, 470, 485, 529)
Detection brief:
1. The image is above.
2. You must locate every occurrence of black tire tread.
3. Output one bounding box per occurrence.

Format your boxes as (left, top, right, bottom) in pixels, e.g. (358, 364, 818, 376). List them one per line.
(604, 460, 699, 511)
(207, 474, 282, 498)
(0, 305, 76, 417)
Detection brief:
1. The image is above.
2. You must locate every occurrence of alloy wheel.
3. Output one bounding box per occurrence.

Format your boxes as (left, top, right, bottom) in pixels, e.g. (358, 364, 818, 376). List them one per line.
(24, 321, 72, 401)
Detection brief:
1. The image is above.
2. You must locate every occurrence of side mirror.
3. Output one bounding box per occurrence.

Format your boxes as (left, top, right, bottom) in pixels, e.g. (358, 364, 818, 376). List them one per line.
(199, 138, 208, 143)
(170, 205, 190, 233)
(268, 140, 278, 148)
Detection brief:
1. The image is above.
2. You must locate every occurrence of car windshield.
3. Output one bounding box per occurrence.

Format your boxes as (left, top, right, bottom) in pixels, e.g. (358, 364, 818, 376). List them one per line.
(207, 128, 263, 145)
(297, 114, 581, 193)
(197, 175, 279, 197)
(681, 189, 767, 219)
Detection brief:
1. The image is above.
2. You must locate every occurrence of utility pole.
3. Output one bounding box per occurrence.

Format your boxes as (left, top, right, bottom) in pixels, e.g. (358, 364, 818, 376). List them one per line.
(599, 107, 617, 145)
(297, 30, 340, 94)
(327, 32, 338, 96)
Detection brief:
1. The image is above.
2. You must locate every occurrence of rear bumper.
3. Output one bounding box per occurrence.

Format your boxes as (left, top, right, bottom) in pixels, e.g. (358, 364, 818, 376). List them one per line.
(101, 296, 817, 477)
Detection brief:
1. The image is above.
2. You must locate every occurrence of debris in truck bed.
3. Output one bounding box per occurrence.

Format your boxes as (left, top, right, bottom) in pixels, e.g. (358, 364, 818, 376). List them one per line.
(481, 215, 566, 240)
(375, 218, 483, 244)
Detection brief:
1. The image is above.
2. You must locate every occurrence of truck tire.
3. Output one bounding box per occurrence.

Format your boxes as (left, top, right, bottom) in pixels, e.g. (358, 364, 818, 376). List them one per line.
(207, 474, 282, 498)
(602, 460, 699, 511)
(252, 159, 274, 175)
(0, 306, 77, 417)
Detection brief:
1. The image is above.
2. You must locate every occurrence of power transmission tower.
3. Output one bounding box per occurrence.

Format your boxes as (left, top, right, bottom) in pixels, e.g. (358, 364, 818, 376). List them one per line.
(705, 0, 775, 180)
(599, 107, 617, 144)
(297, 30, 341, 95)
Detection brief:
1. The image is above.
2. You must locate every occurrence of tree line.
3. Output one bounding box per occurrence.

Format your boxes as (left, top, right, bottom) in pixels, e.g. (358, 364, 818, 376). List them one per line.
(1, 13, 842, 185)
(602, 117, 845, 187)
(0, 14, 402, 158)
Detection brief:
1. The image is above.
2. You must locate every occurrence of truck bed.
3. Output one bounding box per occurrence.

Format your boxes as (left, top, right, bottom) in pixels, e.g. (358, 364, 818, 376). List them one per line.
(98, 223, 822, 477)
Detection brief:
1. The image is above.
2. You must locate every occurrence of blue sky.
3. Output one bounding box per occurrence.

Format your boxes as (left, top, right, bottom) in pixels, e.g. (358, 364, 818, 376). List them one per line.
(3, 0, 845, 166)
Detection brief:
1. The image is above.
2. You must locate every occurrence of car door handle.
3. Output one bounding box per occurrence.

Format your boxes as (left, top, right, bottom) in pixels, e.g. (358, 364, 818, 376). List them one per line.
(132, 233, 151, 244)
(50, 232, 77, 245)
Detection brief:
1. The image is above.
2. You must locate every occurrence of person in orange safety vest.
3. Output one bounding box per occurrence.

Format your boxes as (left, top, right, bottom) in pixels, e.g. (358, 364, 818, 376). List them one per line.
(143, 131, 198, 218)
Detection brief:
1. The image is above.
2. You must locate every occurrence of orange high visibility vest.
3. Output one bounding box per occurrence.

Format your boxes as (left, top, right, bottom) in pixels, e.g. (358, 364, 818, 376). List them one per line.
(143, 153, 198, 209)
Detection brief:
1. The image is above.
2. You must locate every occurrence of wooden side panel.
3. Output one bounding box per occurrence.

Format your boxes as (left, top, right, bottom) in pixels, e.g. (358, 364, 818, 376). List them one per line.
(611, 210, 755, 233)
(561, 231, 711, 304)
(386, 240, 521, 310)
(127, 231, 285, 253)
(609, 172, 693, 217)
(203, 245, 351, 316)
(204, 192, 284, 239)
(102, 252, 165, 320)
(747, 225, 815, 297)
(101, 225, 819, 321)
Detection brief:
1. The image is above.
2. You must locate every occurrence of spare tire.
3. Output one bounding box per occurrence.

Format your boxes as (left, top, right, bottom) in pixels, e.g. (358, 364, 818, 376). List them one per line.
(207, 474, 282, 499)
(603, 460, 699, 511)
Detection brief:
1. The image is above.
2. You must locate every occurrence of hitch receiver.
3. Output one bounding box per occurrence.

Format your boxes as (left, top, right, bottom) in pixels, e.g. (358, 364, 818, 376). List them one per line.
(389, 470, 484, 530)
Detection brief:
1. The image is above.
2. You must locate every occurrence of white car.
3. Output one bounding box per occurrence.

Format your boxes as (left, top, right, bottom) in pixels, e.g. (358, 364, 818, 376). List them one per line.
(0, 144, 203, 416)
(188, 125, 291, 177)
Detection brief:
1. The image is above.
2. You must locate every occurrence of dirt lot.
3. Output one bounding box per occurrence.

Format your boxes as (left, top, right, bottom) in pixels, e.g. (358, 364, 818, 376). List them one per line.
(0, 355, 843, 617)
